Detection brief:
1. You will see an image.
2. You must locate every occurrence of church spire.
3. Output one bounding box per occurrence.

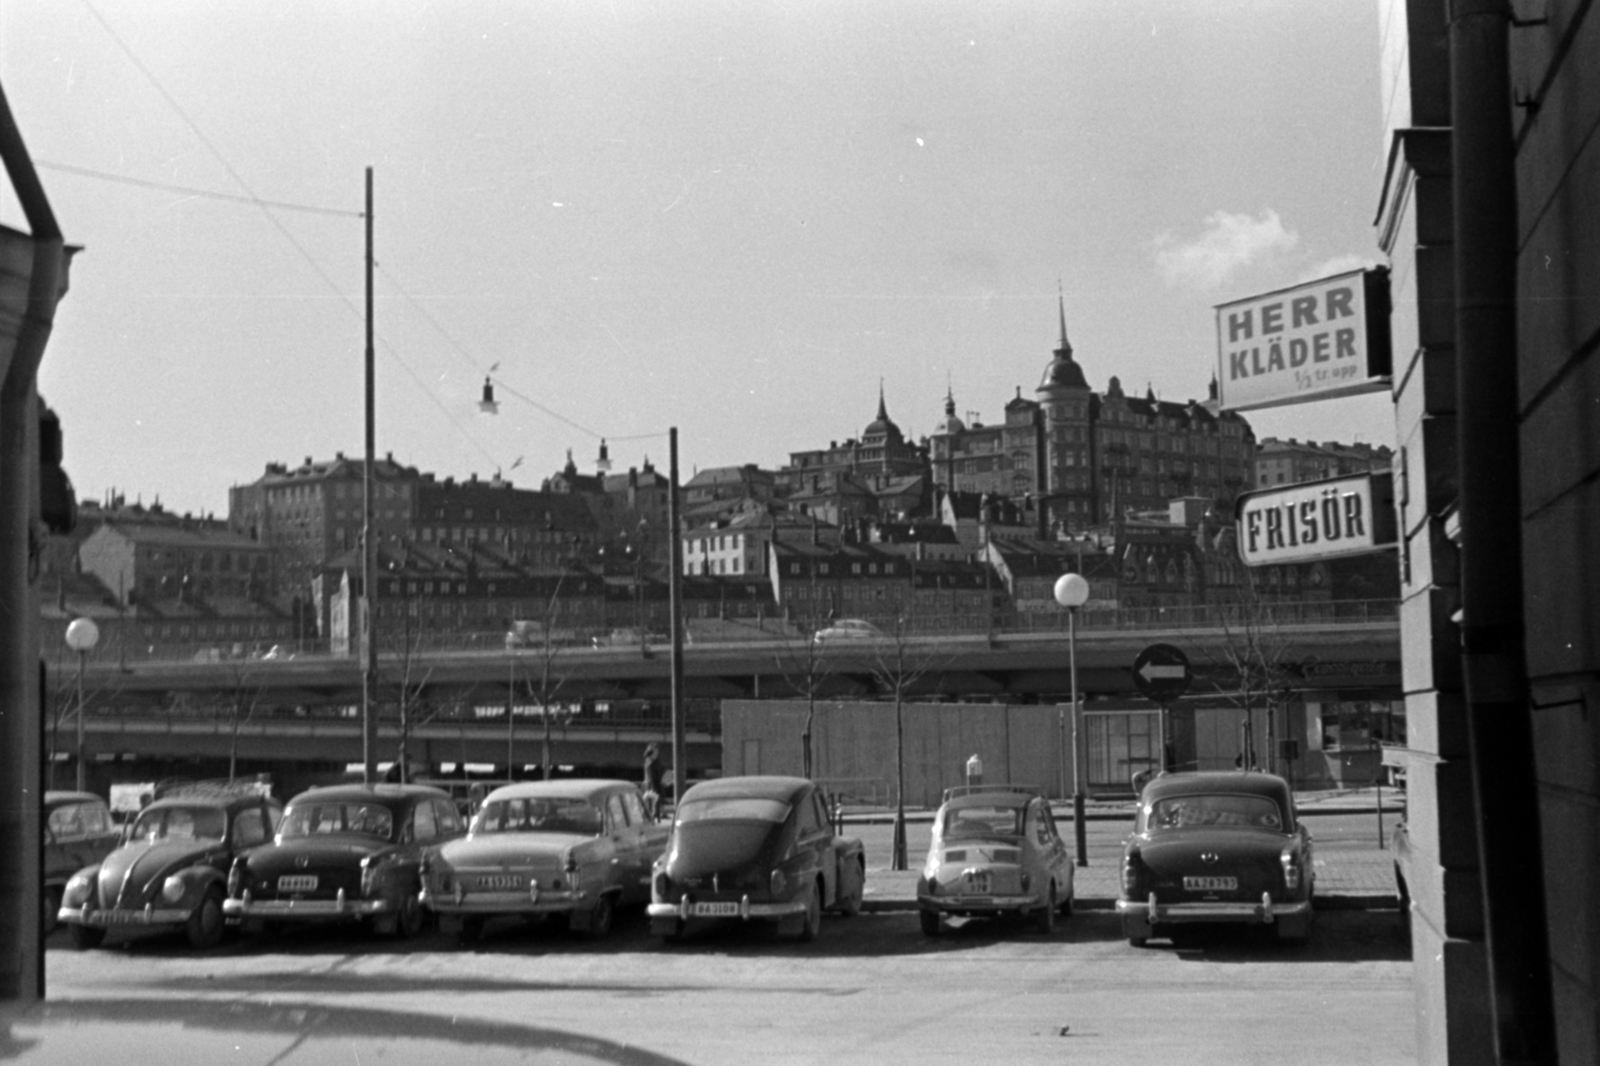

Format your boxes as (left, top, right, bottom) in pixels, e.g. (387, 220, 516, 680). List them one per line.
(877, 378, 889, 422)
(1057, 281, 1072, 357)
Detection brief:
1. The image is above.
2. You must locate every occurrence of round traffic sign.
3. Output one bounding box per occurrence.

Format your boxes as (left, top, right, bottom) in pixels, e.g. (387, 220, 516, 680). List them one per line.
(1132, 643, 1190, 702)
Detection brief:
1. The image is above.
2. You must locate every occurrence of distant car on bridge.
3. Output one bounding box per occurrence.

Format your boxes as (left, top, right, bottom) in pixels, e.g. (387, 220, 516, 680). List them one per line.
(812, 619, 884, 643)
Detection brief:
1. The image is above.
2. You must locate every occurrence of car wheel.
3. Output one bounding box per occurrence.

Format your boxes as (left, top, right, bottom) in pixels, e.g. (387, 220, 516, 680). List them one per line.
(837, 858, 864, 916)
(587, 894, 615, 940)
(395, 893, 425, 939)
(1059, 886, 1074, 918)
(796, 880, 822, 942)
(70, 922, 105, 950)
(919, 909, 942, 937)
(43, 887, 61, 937)
(186, 887, 226, 950)
(458, 916, 485, 946)
(1033, 883, 1056, 935)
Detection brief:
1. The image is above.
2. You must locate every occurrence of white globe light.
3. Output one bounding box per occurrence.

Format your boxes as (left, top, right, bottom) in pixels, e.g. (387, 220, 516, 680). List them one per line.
(65, 617, 100, 653)
(1053, 573, 1090, 609)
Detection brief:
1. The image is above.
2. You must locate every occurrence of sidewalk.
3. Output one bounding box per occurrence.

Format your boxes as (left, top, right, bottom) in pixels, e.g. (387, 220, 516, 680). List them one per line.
(847, 786, 1405, 913)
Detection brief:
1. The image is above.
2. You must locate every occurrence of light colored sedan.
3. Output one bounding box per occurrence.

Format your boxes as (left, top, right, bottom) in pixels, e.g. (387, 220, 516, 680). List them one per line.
(916, 784, 1074, 936)
(420, 779, 668, 943)
(812, 619, 884, 643)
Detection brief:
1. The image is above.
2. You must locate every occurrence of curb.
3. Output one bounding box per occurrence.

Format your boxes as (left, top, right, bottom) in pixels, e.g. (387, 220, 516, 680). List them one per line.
(859, 893, 1400, 914)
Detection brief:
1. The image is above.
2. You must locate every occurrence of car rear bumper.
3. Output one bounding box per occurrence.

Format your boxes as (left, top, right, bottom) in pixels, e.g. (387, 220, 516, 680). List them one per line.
(1117, 892, 1311, 932)
(918, 892, 1043, 915)
(59, 905, 188, 928)
(223, 890, 397, 921)
(421, 886, 586, 915)
(648, 895, 806, 922)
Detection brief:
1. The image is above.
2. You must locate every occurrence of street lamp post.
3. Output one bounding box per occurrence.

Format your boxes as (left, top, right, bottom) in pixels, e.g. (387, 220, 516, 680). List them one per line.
(64, 617, 99, 792)
(1053, 573, 1090, 867)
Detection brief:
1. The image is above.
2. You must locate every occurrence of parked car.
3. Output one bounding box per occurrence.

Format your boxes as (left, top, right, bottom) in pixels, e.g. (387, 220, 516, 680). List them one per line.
(916, 784, 1074, 936)
(811, 619, 884, 643)
(590, 628, 667, 649)
(225, 783, 463, 939)
(648, 775, 865, 942)
(1117, 770, 1314, 947)
(420, 779, 668, 943)
(58, 783, 282, 949)
(42, 791, 120, 935)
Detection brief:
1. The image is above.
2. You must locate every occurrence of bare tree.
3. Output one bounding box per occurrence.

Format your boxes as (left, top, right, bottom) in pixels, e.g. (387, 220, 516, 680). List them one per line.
(770, 575, 838, 780)
(509, 571, 577, 781)
(220, 658, 267, 783)
(391, 593, 435, 783)
(1202, 567, 1297, 775)
(867, 614, 945, 870)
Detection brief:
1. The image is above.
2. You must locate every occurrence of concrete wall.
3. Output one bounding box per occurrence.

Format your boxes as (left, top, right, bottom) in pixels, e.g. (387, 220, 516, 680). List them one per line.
(722, 699, 1066, 807)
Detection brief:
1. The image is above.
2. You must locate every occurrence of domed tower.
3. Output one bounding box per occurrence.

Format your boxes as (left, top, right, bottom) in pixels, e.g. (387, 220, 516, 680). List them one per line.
(928, 385, 967, 492)
(1034, 293, 1095, 532)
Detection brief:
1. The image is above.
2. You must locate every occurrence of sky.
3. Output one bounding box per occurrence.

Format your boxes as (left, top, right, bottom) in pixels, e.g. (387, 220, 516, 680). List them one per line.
(2, 0, 1395, 519)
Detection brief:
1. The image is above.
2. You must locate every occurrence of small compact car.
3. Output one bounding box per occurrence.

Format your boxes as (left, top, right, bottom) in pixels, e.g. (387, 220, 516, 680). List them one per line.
(43, 791, 120, 935)
(1117, 770, 1314, 946)
(420, 779, 669, 942)
(225, 783, 463, 939)
(649, 775, 865, 942)
(916, 784, 1074, 936)
(58, 783, 282, 949)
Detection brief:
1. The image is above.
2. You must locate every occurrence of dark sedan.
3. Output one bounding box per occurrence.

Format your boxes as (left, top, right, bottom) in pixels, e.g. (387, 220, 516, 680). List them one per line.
(649, 776, 864, 943)
(225, 783, 463, 939)
(1117, 770, 1314, 946)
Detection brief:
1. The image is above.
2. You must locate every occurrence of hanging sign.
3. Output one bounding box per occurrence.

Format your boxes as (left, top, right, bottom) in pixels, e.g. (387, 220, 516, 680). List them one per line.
(1214, 267, 1392, 412)
(1234, 471, 1396, 567)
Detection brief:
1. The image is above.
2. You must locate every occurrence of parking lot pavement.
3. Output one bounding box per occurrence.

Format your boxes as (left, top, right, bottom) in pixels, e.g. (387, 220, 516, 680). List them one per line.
(849, 786, 1405, 912)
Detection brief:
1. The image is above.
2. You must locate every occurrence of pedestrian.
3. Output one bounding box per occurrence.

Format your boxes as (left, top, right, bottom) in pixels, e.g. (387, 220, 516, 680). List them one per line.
(642, 743, 665, 819)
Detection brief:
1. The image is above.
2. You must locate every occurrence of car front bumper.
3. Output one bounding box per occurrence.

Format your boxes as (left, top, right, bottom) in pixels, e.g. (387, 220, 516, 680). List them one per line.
(647, 894, 807, 922)
(223, 889, 399, 921)
(59, 904, 189, 928)
(1117, 891, 1311, 933)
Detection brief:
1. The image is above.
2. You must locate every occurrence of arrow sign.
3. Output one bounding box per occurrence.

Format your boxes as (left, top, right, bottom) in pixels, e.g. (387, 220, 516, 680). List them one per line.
(1132, 643, 1190, 702)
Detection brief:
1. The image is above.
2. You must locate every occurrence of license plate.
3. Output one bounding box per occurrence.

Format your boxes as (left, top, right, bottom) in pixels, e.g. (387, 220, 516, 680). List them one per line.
(277, 875, 318, 892)
(476, 875, 521, 890)
(103, 910, 146, 924)
(689, 901, 740, 917)
(964, 870, 991, 893)
(1183, 876, 1238, 891)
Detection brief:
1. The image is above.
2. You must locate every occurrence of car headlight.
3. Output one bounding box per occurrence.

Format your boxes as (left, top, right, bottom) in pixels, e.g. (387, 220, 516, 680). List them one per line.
(63, 873, 94, 907)
(161, 875, 186, 904)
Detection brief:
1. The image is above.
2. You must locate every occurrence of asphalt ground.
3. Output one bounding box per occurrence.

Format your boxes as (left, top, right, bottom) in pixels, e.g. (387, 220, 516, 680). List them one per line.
(846, 785, 1405, 912)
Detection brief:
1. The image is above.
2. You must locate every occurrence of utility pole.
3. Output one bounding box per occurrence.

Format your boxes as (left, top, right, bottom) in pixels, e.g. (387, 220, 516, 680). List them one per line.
(361, 166, 378, 786)
(668, 428, 686, 808)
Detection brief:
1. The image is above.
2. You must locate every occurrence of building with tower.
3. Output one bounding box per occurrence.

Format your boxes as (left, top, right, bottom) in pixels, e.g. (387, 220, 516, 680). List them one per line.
(930, 299, 1255, 534)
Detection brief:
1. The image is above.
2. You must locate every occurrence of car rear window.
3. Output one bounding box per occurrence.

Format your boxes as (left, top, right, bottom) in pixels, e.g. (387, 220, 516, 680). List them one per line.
(677, 797, 790, 824)
(942, 806, 1024, 839)
(280, 802, 396, 840)
(471, 797, 603, 836)
(1148, 793, 1284, 830)
(130, 805, 227, 844)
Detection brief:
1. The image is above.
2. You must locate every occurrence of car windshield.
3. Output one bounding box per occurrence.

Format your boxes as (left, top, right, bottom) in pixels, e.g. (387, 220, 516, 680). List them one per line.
(280, 802, 396, 840)
(471, 797, 603, 835)
(129, 805, 227, 844)
(676, 797, 790, 824)
(942, 806, 1024, 839)
(1148, 793, 1284, 830)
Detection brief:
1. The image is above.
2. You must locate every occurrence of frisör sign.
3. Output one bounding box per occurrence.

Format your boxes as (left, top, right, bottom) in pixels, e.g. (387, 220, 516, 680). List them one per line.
(1215, 267, 1392, 412)
(1234, 471, 1396, 567)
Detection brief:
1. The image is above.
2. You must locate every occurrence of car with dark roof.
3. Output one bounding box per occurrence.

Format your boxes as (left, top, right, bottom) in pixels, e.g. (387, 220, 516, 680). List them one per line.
(43, 791, 120, 936)
(420, 779, 668, 943)
(916, 784, 1074, 936)
(1117, 770, 1314, 946)
(58, 782, 281, 949)
(225, 783, 463, 940)
(648, 776, 865, 942)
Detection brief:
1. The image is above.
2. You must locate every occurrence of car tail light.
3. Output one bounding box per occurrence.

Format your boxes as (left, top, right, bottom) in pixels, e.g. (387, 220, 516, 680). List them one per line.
(1020, 871, 1031, 892)
(654, 871, 672, 900)
(770, 869, 788, 898)
(1121, 849, 1144, 898)
(1280, 848, 1302, 891)
(227, 860, 243, 898)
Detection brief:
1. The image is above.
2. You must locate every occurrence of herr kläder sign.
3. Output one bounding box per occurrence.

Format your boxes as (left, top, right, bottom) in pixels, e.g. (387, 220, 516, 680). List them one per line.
(1233, 471, 1397, 567)
(1214, 267, 1392, 412)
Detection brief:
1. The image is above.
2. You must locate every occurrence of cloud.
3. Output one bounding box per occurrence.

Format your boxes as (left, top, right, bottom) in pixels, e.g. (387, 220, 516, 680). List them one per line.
(1152, 209, 1300, 290)
(1296, 254, 1374, 284)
